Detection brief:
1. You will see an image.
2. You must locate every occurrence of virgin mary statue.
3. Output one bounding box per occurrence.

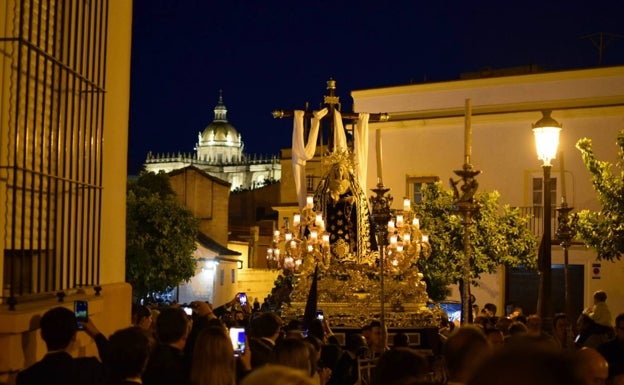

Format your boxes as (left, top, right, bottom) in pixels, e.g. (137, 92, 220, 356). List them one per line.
(292, 108, 377, 266)
(313, 151, 376, 264)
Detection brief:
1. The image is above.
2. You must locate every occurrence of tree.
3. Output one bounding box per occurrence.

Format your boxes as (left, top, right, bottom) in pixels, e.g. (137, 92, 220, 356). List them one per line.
(413, 182, 538, 301)
(126, 171, 200, 302)
(575, 130, 624, 261)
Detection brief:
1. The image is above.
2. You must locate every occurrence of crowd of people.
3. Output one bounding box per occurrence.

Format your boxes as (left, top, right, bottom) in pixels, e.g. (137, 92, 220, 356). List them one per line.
(15, 290, 624, 385)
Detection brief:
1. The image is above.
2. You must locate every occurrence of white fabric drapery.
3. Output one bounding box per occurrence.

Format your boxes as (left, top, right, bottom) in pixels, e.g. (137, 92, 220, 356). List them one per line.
(353, 112, 370, 193)
(292, 108, 327, 209)
(332, 109, 347, 152)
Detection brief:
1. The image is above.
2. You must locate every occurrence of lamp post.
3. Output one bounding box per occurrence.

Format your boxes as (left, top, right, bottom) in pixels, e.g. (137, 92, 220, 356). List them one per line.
(532, 110, 561, 321)
(369, 181, 392, 348)
(556, 201, 575, 316)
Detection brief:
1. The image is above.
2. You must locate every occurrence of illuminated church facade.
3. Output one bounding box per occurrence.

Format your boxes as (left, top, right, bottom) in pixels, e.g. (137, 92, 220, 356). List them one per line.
(144, 94, 281, 190)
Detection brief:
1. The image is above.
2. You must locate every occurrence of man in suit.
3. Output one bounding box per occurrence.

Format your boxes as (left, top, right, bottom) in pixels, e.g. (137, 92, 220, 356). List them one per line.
(17, 306, 106, 385)
(248, 312, 282, 368)
(142, 307, 192, 385)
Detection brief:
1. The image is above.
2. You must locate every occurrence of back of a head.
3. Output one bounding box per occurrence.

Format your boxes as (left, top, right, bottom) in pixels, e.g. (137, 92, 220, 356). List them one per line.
(191, 326, 235, 385)
(133, 305, 151, 324)
(594, 290, 607, 302)
(155, 307, 189, 344)
(308, 319, 324, 341)
(467, 342, 583, 385)
(285, 319, 303, 332)
(40, 307, 78, 351)
(508, 321, 528, 335)
(575, 347, 609, 385)
(374, 347, 429, 385)
(346, 333, 368, 354)
(250, 312, 281, 339)
(443, 326, 490, 382)
(108, 326, 154, 380)
(241, 365, 316, 385)
(392, 332, 410, 348)
(271, 337, 311, 374)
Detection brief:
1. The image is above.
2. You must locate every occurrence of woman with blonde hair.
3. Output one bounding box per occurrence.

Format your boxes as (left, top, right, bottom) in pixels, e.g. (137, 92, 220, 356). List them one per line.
(191, 326, 251, 385)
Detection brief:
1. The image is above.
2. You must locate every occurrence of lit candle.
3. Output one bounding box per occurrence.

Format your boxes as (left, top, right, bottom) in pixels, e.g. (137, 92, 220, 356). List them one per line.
(306, 196, 314, 209)
(310, 230, 318, 242)
(293, 214, 301, 226)
(376, 127, 383, 185)
(390, 235, 398, 246)
(315, 214, 323, 227)
(274, 249, 280, 258)
(322, 233, 330, 245)
(396, 215, 404, 227)
(307, 244, 313, 253)
(403, 233, 411, 244)
(403, 198, 411, 212)
(388, 220, 395, 230)
(422, 234, 429, 243)
(397, 244, 404, 252)
(465, 98, 472, 166)
(267, 249, 273, 258)
(412, 218, 420, 228)
(560, 150, 567, 203)
(285, 232, 292, 242)
(290, 240, 297, 249)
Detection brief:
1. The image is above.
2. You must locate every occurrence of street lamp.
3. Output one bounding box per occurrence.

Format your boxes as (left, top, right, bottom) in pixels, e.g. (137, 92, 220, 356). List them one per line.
(532, 110, 561, 321)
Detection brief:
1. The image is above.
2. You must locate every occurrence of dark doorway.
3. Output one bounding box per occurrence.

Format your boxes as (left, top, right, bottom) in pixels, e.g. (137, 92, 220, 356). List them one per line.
(505, 264, 584, 321)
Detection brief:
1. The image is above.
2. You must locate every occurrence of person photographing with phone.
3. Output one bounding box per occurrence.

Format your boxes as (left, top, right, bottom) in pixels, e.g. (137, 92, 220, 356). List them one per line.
(16, 306, 107, 385)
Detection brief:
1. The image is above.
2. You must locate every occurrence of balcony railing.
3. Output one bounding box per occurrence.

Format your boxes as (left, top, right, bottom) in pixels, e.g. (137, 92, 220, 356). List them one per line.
(515, 206, 560, 242)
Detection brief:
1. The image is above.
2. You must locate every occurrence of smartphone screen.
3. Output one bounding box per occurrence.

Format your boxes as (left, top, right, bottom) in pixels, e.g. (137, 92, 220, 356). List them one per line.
(238, 293, 247, 306)
(183, 306, 193, 316)
(229, 327, 246, 357)
(316, 309, 324, 320)
(74, 300, 88, 330)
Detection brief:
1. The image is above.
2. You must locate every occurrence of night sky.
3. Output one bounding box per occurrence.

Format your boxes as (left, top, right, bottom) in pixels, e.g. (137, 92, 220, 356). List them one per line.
(128, 0, 624, 175)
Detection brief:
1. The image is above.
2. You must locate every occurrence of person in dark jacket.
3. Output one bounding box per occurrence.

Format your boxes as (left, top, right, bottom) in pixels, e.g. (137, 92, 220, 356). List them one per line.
(17, 306, 107, 385)
(108, 326, 154, 385)
(143, 307, 192, 385)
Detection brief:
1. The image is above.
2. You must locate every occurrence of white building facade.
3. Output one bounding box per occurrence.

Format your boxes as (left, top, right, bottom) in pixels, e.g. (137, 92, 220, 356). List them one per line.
(352, 66, 624, 319)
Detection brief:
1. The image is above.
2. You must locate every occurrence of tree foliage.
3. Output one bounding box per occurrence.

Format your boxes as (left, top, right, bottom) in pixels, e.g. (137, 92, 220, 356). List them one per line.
(574, 130, 624, 261)
(126, 171, 200, 302)
(414, 182, 538, 301)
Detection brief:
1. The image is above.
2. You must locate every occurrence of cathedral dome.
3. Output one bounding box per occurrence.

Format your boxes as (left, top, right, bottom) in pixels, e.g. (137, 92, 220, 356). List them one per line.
(198, 93, 242, 148)
(201, 121, 240, 145)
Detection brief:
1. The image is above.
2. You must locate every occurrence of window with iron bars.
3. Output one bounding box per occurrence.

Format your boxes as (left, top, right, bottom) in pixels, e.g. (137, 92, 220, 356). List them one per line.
(1, 0, 108, 307)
